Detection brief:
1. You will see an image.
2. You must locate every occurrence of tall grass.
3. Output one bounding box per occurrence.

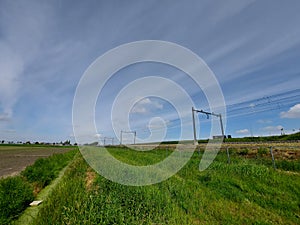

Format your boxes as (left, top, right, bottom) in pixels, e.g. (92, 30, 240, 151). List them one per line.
(0, 176, 34, 224)
(21, 150, 76, 191)
(0, 149, 76, 224)
(33, 148, 300, 224)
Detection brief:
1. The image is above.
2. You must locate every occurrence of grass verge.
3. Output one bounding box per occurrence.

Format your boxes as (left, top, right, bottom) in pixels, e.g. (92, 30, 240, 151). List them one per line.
(0, 149, 76, 224)
(33, 147, 300, 224)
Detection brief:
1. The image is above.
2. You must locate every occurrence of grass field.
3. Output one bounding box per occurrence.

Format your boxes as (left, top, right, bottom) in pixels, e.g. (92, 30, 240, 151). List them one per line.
(31, 145, 300, 225)
(0, 146, 77, 224)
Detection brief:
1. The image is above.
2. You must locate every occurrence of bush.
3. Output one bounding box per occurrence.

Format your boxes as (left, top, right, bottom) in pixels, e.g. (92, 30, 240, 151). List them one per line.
(0, 176, 34, 224)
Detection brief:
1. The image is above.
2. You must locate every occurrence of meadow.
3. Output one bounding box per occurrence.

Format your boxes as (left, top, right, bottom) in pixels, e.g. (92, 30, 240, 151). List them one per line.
(30, 145, 300, 224)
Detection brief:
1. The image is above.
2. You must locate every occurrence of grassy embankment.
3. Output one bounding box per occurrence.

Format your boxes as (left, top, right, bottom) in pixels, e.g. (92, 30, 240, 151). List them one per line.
(0, 149, 76, 224)
(158, 132, 300, 144)
(32, 147, 300, 224)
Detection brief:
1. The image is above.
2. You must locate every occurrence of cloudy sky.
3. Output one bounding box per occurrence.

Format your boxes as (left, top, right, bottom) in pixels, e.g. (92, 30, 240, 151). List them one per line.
(0, 0, 299, 144)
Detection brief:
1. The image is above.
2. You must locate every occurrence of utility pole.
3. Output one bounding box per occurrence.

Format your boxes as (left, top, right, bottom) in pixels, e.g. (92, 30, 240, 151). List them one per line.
(120, 130, 137, 145)
(120, 131, 123, 145)
(103, 137, 114, 146)
(134, 131, 136, 145)
(192, 107, 225, 145)
(192, 107, 198, 145)
(219, 114, 225, 138)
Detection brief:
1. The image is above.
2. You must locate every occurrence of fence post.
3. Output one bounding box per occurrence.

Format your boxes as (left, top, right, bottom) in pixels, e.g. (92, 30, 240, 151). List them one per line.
(226, 147, 231, 164)
(269, 146, 276, 169)
(166, 146, 168, 157)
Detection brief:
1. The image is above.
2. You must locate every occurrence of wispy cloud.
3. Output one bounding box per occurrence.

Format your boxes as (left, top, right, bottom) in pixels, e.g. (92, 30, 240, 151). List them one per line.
(236, 129, 249, 134)
(0, 42, 23, 119)
(0, 1, 299, 142)
(262, 125, 284, 133)
(257, 119, 272, 124)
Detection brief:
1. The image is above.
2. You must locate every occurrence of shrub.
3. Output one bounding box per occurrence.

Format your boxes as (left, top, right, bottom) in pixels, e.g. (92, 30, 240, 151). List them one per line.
(0, 176, 34, 224)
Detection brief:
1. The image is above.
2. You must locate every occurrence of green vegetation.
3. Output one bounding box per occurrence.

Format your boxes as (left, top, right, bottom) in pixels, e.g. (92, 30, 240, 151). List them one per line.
(21, 150, 76, 191)
(0, 149, 76, 224)
(33, 147, 300, 224)
(158, 132, 300, 144)
(0, 176, 34, 224)
(223, 132, 300, 143)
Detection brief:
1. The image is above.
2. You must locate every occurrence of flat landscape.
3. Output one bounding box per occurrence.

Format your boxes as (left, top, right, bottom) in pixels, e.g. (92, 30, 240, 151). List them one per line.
(33, 144, 300, 224)
(0, 145, 76, 177)
(1, 142, 299, 224)
(1, 1, 300, 224)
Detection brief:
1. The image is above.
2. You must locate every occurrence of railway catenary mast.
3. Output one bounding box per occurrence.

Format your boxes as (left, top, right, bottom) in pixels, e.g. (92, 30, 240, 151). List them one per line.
(192, 107, 224, 145)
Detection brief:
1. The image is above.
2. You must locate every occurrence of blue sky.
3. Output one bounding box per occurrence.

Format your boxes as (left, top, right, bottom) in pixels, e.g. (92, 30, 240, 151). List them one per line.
(0, 0, 300, 144)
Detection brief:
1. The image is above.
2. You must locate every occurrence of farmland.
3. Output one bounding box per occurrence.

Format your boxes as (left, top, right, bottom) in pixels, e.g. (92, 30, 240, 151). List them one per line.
(0, 145, 76, 177)
(1, 143, 300, 224)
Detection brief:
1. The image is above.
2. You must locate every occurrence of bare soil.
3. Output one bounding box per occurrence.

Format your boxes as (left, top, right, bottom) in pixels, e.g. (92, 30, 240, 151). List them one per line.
(0, 145, 77, 178)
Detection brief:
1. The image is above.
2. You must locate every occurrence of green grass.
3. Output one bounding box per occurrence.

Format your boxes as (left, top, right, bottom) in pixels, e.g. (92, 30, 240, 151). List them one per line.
(158, 132, 300, 144)
(0, 149, 76, 224)
(32, 147, 300, 224)
(0, 176, 34, 224)
(21, 150, 76, 191)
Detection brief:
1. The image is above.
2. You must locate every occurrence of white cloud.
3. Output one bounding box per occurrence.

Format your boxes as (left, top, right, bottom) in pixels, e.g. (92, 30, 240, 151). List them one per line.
(257, 119, 272, 124)
(0, 113, 11, 121)
(236, 129, 249, 134)
(0, 129, 16, 133)
(131, 98, 163, 114)
(147, 118, 169, 130)
(94, 133, 102, 138)
(280, 104, 300, 118)
(0, 42, 23, 119)
(262, 125, 283, 132)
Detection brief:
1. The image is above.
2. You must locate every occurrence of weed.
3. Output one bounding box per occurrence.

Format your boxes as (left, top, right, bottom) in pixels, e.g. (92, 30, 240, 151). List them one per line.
(21, 150, 76, 190)
(258, 147, 268, 155)
(0, 176, 34, 224)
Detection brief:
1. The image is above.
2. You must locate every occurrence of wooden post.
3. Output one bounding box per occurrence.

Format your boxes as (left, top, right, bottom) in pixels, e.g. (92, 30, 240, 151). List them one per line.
(269, 146, 276, 169)
(226, 147, 230, 164)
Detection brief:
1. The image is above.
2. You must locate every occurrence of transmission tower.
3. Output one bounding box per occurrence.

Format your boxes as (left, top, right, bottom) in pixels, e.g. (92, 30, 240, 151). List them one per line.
(192, 107, 224, 145)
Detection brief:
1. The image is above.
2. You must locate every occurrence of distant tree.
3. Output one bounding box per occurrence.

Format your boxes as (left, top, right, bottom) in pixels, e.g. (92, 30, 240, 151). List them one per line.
(63, 140, 71, 146)
(88, 142, 98, 146)
(1, 140, 4, 144)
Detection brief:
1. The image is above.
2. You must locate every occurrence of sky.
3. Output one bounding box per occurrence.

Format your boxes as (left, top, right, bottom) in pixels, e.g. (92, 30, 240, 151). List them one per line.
(0, 0, 300, 144)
